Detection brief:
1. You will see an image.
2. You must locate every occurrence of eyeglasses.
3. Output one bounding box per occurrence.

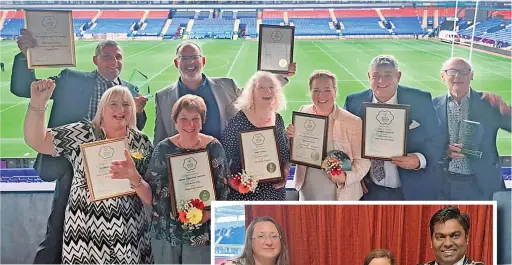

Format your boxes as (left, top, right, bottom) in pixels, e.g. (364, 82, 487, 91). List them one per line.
(178, 55, 202, 61)
(252, 234, 281, 242)
(443, 68, 472, 76)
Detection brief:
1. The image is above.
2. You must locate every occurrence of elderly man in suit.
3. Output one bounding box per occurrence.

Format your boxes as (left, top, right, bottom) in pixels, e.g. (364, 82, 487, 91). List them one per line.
(12, 30, 147, 263)
(344, 55, 443, 201)
(433, 57, 511, 200)
(153, 41, 296, 144)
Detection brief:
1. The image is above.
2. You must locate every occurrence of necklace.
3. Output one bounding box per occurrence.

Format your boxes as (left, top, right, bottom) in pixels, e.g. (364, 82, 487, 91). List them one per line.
(177, 137, 201, 149)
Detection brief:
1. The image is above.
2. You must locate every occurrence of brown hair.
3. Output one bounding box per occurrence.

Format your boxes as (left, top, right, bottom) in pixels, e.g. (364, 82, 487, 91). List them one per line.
(171, 94, 207, 124)
(363, 249, 396, 265)
(232, 216, 290, 265)
(308, 70, 337, 91)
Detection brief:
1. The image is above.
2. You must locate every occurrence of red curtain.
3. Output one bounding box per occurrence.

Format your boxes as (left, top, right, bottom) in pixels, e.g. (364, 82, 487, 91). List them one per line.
(245, 204, 493, 265)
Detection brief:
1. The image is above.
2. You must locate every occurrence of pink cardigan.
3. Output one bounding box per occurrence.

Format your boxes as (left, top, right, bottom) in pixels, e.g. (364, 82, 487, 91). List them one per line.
(293, 104, 371, 200)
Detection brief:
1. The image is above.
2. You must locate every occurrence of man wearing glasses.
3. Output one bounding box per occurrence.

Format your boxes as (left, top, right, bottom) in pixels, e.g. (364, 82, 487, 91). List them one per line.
(433, 57, 511, 200)
(153, 41, 296, 145)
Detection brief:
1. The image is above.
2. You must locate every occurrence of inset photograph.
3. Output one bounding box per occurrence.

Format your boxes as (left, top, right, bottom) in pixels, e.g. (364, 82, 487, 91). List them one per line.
(213, 203, 494, 265)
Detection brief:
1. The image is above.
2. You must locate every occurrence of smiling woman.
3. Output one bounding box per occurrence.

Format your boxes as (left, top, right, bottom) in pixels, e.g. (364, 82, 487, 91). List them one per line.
(221, 216, 290, 265)
(23, 81, 154, 263)
(144, 94, 229, 264)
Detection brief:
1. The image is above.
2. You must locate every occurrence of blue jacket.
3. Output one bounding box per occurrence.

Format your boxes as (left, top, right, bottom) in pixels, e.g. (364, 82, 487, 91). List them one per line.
(344, 85, 444, 200)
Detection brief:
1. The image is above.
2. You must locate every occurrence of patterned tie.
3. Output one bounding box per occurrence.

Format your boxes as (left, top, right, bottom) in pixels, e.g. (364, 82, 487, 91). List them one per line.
(371, 100, 387, 182)
(371, 159, 386, 182)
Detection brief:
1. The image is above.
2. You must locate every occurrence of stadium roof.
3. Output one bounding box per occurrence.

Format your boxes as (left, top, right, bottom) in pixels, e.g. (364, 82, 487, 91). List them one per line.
(215, 205, 245, 218)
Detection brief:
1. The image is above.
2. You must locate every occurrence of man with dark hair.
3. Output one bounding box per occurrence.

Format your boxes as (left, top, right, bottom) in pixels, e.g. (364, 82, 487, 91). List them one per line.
(419, 206, 484, 265)
(0, 61, 4, 72)
(363, 249, 396, 265)
(12, 29, 148, 263)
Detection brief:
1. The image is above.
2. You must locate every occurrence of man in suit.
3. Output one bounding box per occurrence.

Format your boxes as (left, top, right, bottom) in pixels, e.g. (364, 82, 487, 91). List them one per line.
(418, 206, 485, 265)
(433, 57, 511, 200)
(344, 55, 443, 200)
(153, 41, 296, 145)
(12, 30, 148, 263)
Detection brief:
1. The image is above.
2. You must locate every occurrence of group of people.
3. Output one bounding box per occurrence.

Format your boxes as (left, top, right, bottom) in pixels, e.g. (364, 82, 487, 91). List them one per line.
(222, 206, 485, 265)
(11, 27, 510, 264)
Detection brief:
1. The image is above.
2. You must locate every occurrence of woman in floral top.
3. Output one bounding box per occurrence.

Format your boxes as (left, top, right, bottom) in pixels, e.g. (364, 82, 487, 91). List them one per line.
(145, 95, 229, 264)
(221, 216, 289, 265)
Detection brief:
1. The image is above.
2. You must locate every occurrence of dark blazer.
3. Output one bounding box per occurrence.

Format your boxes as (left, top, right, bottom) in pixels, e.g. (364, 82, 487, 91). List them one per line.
(433, 88, 511, 199)
(344, 85, 444, 200)
(11, 52, 147, 181)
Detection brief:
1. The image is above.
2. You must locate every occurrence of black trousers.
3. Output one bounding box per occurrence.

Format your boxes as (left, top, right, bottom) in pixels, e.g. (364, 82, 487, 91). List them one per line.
(33, 168, 72, 264)
(438, 171, 487, 200)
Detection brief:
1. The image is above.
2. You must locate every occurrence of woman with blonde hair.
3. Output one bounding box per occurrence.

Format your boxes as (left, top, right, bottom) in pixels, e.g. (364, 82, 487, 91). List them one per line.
(24, 80, 153, 263)
(222, 216, 289, 265)
(221, 71, 290, 201)
(145, 94, 229, 264)
(286, 70, 370, 200)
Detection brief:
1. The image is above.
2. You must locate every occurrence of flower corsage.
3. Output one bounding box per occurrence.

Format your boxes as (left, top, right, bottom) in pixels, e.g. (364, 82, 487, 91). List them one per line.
(231, 170, 259, 194)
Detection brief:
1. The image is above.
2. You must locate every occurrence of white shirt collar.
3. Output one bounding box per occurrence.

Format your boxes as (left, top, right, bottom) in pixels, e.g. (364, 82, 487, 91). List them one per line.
(434, 256, 466, 265)
(372, 91, 398, 104)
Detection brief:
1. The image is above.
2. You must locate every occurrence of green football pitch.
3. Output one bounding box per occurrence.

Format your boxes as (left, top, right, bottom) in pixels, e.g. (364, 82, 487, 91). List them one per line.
(0, 39, 510, 158)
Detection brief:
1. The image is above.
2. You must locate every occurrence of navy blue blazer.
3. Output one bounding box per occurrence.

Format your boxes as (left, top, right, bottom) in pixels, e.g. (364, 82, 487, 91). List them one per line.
(344, 85, 444, 200)
(433, 88, 511, 199)
(11, 52, 147, 181)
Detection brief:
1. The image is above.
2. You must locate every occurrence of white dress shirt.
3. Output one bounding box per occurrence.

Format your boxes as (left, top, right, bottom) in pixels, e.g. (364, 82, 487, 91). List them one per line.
(370, 92, 427, 188)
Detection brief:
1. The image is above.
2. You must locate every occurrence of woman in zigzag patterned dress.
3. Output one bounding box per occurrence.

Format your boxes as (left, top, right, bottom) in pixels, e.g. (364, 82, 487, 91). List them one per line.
(24, 82, 154, 264)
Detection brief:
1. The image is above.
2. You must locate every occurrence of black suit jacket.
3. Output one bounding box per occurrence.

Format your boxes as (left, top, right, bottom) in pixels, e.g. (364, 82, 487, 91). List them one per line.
(433, 88, 511, 199)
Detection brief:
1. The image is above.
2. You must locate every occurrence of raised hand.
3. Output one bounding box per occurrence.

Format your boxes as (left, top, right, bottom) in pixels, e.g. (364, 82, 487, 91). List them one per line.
(482, 92, 511, 116)
(280, 62, 297, 78)
(30, 80, 55, 108)
(17, 29, 37, 56)
(133, 95, 148, 114)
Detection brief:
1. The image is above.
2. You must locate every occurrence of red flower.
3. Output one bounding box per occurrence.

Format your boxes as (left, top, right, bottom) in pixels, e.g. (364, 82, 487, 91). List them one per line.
(238, 184, 250, 194)
(232, 175, 242, 187)
(178, 210, 187, 223)
(329, 165, 343, 176)
(190, 198, 205, 210)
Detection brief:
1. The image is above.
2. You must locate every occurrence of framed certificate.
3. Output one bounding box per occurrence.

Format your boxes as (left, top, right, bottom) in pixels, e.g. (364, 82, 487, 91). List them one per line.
(80, 137, 135, 202)
(239, 127, 283, 182)
(290, 112, 328, 168)
(362, 103, 409, 160)
(257, 24, 294, 74)
(168, 150, 216, 216)
(24, 10, 76, 69)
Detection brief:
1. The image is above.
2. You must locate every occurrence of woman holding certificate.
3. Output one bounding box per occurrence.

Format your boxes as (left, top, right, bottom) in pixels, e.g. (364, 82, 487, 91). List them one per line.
(24, 80, 153, 263)
(144, 94, 229, 264)
(286, 70, 371, 200)
(221, 71, 290, 201)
